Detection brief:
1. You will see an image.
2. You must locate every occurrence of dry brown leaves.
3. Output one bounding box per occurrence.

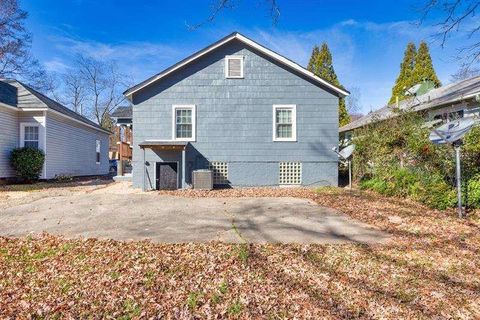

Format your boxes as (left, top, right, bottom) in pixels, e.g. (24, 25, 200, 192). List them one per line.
(1, 187, 479, 319)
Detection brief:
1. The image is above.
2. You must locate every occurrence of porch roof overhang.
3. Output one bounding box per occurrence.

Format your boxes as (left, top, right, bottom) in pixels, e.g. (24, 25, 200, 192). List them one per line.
(138, 140, 189, 150)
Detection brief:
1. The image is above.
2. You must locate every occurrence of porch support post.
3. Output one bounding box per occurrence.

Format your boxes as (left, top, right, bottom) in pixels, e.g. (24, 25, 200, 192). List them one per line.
(181, 147, 186, 189)
(142, 147, 146, 192)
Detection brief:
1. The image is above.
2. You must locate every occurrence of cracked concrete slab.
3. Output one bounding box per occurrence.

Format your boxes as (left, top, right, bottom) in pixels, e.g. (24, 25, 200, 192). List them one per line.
(0, 183, 389, 244)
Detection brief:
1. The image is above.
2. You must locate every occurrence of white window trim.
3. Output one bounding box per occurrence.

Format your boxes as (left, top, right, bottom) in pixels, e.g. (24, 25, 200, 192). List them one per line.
(272, 105, 297, 142)
(20, 122, 45, 150)
(225, 55, 244, 79)
(172, 105, 196, 141)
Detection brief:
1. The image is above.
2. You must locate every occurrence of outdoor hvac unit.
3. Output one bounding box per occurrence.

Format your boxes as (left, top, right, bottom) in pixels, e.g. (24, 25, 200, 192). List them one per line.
(192, 169, 213, 190)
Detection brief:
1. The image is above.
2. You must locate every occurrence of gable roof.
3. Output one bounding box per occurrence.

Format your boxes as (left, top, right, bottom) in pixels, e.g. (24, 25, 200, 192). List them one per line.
(340, 75, 480, 133)
(0, 80, 17, 107)
(124, 32, 350, 98)
(111, 105, 132, 118)
(1, 79, 110, 134)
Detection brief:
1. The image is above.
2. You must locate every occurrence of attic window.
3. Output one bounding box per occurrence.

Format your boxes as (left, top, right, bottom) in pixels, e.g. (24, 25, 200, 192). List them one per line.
(225, 55, 244, 78)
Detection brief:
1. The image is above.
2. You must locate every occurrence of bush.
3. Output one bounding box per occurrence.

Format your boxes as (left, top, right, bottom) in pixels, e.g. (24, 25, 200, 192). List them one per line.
(351, 109, 469, 210)
(10, 147, 45, 182)
(466, 174, 480, 209)
(409, 174, 457, 210)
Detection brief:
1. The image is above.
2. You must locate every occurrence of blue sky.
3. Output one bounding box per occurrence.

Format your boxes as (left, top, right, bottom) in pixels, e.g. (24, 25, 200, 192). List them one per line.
(23, 0, 474, 113)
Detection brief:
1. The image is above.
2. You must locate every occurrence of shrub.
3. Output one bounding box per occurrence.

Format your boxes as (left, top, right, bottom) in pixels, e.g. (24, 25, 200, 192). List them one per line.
(359, 177, 388, 194)
(10, 147, 45, 181)
(466, 174, 480, 209)
(409, 174, 457, 210)
(351, 109, 480, 211)
(360, 167, 456, 210)
(55, 174, 73, 182)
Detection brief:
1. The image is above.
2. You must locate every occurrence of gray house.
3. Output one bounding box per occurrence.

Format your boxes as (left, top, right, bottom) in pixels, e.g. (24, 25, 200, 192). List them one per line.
(0, 79, 110, 180)
(124, 32, 349, 190)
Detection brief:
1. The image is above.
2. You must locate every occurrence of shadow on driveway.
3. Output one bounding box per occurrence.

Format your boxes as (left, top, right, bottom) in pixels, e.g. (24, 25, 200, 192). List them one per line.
(0, 185, 389, 244)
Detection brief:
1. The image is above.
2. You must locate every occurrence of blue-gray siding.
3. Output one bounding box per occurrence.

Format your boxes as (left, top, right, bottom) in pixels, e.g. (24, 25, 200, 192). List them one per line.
(132, 40, 339, 189)
(45, 112, 109, 178)
(0, 106, 18, 178)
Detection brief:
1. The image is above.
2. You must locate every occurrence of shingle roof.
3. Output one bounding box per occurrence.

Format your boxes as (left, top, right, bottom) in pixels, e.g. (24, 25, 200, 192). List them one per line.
(111, 106, 132, 118)
(340, 76, 480, 133)
(1, 79, 110, 134)
(0, 80, 17, 107)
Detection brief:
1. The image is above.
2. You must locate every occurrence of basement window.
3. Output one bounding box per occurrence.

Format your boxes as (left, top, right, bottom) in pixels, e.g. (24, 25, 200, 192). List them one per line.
(209, 162, 228, 185)
(225, 55, 244, 78)
(279, 162, 302, 185)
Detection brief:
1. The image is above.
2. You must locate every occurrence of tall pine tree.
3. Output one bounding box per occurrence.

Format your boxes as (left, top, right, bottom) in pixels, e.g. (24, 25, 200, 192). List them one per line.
(412, 41, 441, 87)
(388, 42, 417, 105)
(307, 43, 350, 126)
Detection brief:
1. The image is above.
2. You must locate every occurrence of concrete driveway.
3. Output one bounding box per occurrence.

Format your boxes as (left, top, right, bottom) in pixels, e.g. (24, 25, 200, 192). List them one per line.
(0, 183, 388, 244)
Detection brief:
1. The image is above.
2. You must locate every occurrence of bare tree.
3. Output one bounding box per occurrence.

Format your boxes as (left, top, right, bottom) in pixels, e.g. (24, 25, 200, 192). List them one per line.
(346, 86, 362, 114)
(420, 0, 480, 67)
(450, 65, 480, 82)
(76, 55, 129, 128)
(188, 0, 280, 29)
(62, 70, 86, 115)
(0, 0, 47, 90)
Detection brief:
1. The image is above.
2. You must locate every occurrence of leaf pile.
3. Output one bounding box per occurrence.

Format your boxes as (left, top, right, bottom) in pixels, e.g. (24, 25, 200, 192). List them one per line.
(1, 187, 479, 318)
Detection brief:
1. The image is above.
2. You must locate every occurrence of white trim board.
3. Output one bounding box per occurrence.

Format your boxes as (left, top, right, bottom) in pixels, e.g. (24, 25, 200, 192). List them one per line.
(124, 32, 349, 98)
(0, 102, 17, 111)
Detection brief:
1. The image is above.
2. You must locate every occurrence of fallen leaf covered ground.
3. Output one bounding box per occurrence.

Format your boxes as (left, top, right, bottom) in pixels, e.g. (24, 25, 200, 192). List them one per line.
(1, 187, 479, 319)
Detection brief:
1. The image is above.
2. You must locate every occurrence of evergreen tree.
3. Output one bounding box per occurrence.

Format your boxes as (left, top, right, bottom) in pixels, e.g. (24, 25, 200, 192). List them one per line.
(307, 46, 320, 74)
(307, 43, 351, 126)
(388, 42, 417, 105)
(412, 41, 441, 88)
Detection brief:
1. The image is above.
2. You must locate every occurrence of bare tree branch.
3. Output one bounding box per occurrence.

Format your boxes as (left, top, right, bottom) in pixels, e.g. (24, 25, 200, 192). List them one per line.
(419, 0, 480, 69)
(187, 0, 280, 29)
(0, 0, 47, 90)
(72, 55, 130, 128)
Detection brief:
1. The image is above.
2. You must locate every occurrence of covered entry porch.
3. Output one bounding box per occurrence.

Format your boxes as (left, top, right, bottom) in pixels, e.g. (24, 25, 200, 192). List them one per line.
(139, 140, 189, 191)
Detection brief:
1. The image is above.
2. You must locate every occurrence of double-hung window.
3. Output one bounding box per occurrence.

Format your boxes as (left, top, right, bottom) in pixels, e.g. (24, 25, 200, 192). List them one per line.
(173, 105, 196, 141)
(273, 105, 296, 141)
(21, 124, 40, 149)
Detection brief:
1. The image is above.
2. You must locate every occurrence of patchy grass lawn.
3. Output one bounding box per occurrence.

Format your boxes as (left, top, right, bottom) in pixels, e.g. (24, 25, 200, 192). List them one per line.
(1, 188, 479, 319)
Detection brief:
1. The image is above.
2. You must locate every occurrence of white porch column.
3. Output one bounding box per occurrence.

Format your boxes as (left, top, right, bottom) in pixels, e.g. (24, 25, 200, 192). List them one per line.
(181, 147, 186, 189)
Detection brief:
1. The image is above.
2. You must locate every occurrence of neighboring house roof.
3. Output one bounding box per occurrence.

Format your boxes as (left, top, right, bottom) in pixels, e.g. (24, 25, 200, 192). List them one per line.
(0, 81, 17, 107)
(124, 32, 350, 98)
(111, 105, 132, 118)
(1, 79, 110, 134)
(349, 113, 364, 122)
(340, 76, 480, 133)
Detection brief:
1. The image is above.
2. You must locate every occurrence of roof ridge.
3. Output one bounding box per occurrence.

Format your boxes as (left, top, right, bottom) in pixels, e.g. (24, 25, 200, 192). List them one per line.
(124, 32, 349, 97)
